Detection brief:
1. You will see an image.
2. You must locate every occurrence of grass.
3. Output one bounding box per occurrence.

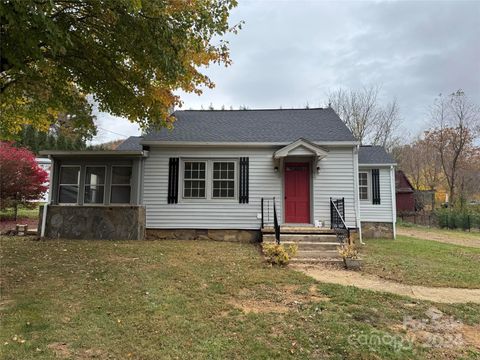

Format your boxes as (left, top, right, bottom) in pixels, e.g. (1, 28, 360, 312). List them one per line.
(362, 235, 480, 289)
(1, 237, 479, 359)
(0, 204, 41, 221)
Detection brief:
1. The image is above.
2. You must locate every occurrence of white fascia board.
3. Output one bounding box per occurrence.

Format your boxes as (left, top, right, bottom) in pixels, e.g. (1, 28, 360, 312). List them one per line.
(359, 163, 397, 167)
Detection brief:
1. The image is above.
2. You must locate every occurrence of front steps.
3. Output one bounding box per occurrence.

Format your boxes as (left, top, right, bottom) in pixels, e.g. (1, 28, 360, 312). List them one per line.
(262, 226, 344, 264)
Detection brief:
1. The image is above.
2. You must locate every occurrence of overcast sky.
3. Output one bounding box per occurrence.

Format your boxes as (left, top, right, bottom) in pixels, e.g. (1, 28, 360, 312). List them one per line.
(92, 0, 480, 144)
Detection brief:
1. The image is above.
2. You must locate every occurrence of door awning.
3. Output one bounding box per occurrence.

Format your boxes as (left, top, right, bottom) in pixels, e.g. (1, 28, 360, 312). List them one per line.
(273, 138, 329, 160)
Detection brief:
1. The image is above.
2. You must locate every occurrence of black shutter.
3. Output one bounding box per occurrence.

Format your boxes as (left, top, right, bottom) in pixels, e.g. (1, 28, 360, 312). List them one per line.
(372, 169, 381, 205)
(239, 157, 249, 203)
(168, 158, 179, 204)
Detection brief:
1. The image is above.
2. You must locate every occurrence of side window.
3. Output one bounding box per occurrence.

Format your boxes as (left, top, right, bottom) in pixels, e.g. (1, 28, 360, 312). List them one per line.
(183, 161, 206, 198)
(359, 172, 369, 200)
(58, 166, 80, 204)
(111, 166, 132, 203)
(84, 166, 106, 204)
(212, 161, 235, 198)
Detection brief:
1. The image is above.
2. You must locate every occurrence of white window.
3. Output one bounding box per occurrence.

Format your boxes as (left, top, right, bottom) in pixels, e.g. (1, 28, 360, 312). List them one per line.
(359, 172, 369, 200)
(183, 161, 206, 198)
(111, 166, 132, 203)
(84, 166, 106, 204)
(58, 166, 80, 204)
(212, 161, 235, 198)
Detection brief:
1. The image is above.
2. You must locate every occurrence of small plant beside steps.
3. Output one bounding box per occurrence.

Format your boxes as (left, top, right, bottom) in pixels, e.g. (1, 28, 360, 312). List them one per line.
(337, 243, 362, 270)
(262, 243, 298, 266)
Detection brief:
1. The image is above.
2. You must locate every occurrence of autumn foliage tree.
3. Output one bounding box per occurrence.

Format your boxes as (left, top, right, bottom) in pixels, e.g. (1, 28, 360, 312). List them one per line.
(0, 0, 239, 139)
(0, 142, 48, 220)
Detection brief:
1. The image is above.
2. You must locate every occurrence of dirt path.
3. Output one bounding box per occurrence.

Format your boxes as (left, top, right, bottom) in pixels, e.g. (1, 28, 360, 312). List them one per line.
(397, 227, 480, 248)
(294, 265, 480, 304)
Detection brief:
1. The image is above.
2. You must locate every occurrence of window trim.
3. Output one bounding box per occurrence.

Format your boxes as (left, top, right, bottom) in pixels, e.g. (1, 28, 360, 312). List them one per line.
(211, 161, 236, 199)
(110, 165, 133, 204)
(182, 160, 207, 199)
(179, 158, 238, 202)
(58, 165, 81, 205)
(359, 171, 370, 201)
(83, 165, 107, 205)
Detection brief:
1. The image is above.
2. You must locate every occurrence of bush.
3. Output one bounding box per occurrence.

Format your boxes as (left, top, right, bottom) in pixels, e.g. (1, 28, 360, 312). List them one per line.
(262, 243, 298, 266)
(434, 208, 480, 230)
(337, 244, 359, 259)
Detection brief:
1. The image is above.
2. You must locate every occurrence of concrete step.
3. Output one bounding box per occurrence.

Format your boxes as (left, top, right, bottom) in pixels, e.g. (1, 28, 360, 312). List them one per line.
(290, 258, 344, 265)
(296, 249, 341, 259)
(262, 233, 338, 243)
(263, 240, 340, 251)
(262, 226, 335, 235)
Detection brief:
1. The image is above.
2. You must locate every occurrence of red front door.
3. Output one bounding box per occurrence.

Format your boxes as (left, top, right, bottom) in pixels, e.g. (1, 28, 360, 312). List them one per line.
(284, 162, 310, 223)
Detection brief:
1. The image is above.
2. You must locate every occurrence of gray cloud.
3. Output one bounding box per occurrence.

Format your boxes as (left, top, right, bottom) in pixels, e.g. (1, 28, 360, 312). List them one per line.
(94, 0, 480, 143)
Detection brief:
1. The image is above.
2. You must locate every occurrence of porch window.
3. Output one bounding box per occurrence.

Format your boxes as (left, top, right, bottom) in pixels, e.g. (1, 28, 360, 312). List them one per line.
(212, 161, 235, 198)
(111, 166, 132, 203)
(183, 161, 206, 198)
(84, 166, 106, 204)
(359, 172, 369, 200)
(58, 166, 80, 203)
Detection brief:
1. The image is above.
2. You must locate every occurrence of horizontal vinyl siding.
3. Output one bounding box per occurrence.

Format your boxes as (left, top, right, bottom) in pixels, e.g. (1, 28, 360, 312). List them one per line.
(359, 167, 393, 222)
(313, 148, 357, 228)
(144, 146, 282, 229)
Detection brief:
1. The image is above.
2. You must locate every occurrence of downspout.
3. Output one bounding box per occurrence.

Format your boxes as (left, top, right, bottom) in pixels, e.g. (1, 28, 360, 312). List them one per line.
(390, 165, 397, 239)
(353, 145, 364, 244)
(40, 156, 54, 238)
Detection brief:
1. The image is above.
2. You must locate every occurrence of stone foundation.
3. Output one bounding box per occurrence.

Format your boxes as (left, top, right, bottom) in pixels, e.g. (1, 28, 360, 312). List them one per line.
(361, 221, 394, 239)
(146, 228, 261, 243)
(39, 205, 146, 240)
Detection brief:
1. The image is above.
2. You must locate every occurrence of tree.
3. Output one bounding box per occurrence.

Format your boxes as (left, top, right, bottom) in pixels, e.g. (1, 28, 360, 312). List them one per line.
(1, 0, 239, 139)
(327, 85, 402, 151)
(0, 142, 48, 220)
(428, 90, 480, 205)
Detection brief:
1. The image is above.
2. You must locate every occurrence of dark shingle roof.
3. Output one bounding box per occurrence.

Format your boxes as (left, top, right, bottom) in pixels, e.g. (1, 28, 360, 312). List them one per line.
(142, 108, 356, 143)
(359, 145, 396, 165)
(116, 136, 143, 151)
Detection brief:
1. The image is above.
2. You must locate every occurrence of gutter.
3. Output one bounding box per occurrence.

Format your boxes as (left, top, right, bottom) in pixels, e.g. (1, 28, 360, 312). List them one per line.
(40, 156, 54, 238)
(353, 145, 365, 245)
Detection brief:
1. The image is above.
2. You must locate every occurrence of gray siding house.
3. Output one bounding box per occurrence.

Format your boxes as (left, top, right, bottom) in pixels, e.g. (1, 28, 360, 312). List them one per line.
(40, 108, 396, 242)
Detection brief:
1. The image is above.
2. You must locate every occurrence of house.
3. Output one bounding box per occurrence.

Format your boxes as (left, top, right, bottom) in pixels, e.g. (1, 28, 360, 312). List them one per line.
(395, 170, 415, 213)
(39, 108, 397, 244)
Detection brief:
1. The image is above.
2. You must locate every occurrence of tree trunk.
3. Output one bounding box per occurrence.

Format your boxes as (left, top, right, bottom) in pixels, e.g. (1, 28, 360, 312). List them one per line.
(14, 203, 18, 222)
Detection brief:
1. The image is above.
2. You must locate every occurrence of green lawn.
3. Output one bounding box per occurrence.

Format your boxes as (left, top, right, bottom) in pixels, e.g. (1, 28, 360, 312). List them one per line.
(362, 235, 480, 289)
(0, 204, 41, 221)
(1, 237, 479, 359)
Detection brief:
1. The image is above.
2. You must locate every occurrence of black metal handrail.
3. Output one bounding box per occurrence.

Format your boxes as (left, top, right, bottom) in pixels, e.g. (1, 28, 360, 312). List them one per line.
(330, 197, 350, 244)
(261, 197, 280, 244)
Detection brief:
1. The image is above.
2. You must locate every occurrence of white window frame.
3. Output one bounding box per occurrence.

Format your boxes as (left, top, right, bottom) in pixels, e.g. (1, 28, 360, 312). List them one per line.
(58, 165, 81, 205)
(359, 171, 370, 201)
(211, 161, 236, 199)
(182, 160, 207, 199)
(180, 159, 238, 202)
(110, 165, 133, 204)
(83, 165, 107, 205)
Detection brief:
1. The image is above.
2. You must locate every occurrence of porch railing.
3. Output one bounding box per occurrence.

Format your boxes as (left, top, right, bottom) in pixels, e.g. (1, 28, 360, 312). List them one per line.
(330, 197, 350, 244)
(261, 197, 280, 244)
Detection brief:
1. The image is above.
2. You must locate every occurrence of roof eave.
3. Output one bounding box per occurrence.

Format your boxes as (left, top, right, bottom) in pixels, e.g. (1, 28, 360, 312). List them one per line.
(359, 162, 397, 167)
(140, 140, 359, 147)
(39, 150, 146, 157)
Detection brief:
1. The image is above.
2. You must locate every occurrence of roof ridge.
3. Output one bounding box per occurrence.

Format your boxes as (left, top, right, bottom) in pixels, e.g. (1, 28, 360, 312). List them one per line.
(175, 107, 331, 112)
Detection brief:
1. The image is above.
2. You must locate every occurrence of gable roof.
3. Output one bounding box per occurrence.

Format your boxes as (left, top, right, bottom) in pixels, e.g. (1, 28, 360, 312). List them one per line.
(142, 108, 357, 143)
(274, 138, 328, 159)
(358, 145, 396, 165)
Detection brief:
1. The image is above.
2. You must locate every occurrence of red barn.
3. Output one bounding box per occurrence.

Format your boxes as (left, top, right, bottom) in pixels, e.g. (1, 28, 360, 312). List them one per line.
(396, 170, 415, 213)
